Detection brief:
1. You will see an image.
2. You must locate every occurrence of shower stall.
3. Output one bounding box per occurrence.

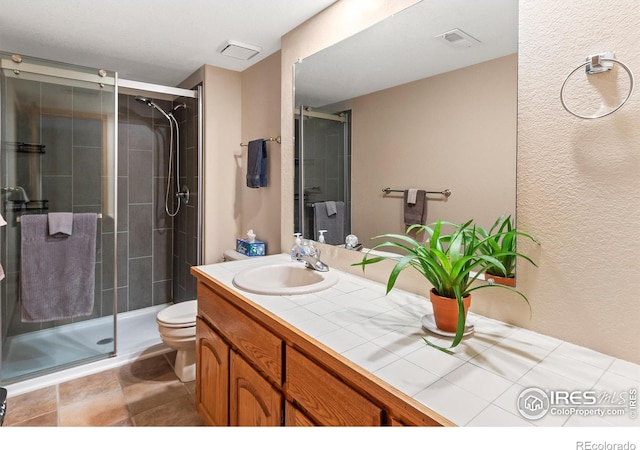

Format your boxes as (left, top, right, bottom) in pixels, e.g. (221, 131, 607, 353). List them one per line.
(294, 108, 351, 243)
(0, 51, 202, 384)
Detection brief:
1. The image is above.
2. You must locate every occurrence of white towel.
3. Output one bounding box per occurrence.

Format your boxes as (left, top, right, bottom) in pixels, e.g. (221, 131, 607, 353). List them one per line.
(407, 189, 418, 205)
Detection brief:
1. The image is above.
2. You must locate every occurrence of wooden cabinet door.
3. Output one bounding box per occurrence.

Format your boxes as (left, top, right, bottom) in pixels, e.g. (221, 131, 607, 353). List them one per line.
(285, 401, 316, 426)
(230, 350, 282, 426)
(196, 317, 229, 426)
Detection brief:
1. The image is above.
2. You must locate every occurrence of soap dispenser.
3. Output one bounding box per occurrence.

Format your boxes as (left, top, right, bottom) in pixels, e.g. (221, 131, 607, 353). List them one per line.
(318, 230, 327, 244)
(291, 233, 304, 260)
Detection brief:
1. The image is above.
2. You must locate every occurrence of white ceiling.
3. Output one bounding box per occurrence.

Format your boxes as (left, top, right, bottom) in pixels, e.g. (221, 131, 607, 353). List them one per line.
(0, 0, 338, 86)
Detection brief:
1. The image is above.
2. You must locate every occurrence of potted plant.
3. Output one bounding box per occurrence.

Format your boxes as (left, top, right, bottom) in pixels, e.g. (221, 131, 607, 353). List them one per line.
(477, 214, 538, 287)
(352, 218, 537, 351)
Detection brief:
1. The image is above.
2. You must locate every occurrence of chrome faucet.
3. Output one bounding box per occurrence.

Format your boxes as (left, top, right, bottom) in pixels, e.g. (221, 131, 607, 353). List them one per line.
(296, 240, 329, 272)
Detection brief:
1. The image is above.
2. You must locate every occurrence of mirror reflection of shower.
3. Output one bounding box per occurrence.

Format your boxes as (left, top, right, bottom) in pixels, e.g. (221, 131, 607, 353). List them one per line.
(134, 96, 189, 216)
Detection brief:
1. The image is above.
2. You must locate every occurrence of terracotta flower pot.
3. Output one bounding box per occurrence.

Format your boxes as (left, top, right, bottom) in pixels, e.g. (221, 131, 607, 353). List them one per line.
(484, 273, 516, 287)
(429, 288, 471, 332)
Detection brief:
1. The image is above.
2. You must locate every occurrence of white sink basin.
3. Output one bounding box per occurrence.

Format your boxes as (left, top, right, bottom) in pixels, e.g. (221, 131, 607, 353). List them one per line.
(232, 263, 339, 295)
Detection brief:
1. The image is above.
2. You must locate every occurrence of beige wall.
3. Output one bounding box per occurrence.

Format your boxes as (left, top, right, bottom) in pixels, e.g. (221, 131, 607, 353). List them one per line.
(348, 54, 517, 242)
(280, 0, 640, 363)
(181, 54, 281, 264)
(199, 65, 242, 264)
(239, 52, 282, 254)
(513, 0, 640, 363)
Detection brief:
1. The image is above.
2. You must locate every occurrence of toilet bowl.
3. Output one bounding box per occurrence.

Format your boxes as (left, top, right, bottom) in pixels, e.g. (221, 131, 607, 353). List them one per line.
(156, 300, 197, 382)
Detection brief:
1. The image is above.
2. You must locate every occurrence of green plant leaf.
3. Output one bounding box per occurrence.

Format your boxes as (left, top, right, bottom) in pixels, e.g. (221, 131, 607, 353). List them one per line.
(351, 216, 538, 351)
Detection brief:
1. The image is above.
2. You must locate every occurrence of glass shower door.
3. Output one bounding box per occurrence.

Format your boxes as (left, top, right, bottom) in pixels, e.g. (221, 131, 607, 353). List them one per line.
(0, 52, 117, 383)
(295, 108, 351, 244)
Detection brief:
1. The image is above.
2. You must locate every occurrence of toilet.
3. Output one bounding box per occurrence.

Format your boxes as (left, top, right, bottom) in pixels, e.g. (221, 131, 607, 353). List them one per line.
(156, 300, 198, 382)
(156, 249, 249, 382)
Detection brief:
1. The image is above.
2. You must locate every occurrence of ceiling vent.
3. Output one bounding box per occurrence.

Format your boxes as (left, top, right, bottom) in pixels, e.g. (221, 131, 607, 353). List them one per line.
(219, 40, 261, 60)
(435, 29, 481, 48)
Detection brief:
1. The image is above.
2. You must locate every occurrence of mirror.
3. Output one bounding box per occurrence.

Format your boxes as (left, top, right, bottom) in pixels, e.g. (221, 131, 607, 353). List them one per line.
(294, 0, 518, 249)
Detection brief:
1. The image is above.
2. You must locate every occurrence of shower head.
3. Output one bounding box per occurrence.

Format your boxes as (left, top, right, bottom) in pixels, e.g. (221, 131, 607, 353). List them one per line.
(135, 95, 171, 120)
(172, 103, 187, 112)
(134, 96, 152, 106)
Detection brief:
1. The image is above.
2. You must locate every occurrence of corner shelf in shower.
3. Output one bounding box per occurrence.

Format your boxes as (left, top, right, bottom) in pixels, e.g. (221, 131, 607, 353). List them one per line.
(9, 142, 46, 153)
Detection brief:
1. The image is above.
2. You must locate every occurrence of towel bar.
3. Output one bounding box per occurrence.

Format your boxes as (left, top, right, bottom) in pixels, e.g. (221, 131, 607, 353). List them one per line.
(240, 136, 281, 146)
(382, 187, 451, 198)
(16, 213, 103, 223)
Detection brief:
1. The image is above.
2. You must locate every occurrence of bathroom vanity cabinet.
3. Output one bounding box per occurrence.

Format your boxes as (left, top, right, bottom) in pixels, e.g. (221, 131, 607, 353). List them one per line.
(192, 267, 452, 427)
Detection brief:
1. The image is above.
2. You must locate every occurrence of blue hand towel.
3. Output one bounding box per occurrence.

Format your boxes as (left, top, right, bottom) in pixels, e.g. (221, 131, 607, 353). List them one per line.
(246, 139, 267, 188)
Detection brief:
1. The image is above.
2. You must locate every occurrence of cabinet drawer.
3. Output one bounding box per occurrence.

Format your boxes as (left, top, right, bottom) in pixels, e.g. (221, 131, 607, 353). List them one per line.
(286, 347, 382, 426)
(198, 281, 282, 385)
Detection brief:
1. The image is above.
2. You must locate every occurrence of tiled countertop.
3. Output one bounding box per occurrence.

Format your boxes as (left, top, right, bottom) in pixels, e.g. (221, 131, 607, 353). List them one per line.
(195, 254, 639, 427)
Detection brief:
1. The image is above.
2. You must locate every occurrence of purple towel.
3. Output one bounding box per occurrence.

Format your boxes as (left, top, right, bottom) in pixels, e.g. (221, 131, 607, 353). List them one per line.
(20, 213, 97, 322)
(48, 212, 73, 236)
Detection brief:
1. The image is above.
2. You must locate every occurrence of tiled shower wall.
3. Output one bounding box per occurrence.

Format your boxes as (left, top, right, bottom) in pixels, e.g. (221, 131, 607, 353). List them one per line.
(1, 86, 198, 339)
(117, 93, 199, 311)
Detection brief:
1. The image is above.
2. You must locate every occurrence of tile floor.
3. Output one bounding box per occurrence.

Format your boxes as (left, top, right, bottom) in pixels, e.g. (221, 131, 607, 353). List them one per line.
(3, 352, 203, 426)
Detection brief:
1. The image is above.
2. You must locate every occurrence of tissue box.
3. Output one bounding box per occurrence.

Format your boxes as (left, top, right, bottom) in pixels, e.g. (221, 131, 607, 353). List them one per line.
(236, 239, 266, 257)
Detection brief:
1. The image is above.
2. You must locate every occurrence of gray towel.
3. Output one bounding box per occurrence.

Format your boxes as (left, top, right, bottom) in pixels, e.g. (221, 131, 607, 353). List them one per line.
(246, 139, 267, 188)
(314, 201, 345, 245)
(404, 190, 427, 226)
(325, 201, 337, 216)
(48, 212, 73, 236)
(20, 213, 97, 322)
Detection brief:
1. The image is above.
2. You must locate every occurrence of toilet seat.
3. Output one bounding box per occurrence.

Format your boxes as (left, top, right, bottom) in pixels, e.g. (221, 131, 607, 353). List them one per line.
(158, 326, 196, 340)
(156, 300, 197, 328)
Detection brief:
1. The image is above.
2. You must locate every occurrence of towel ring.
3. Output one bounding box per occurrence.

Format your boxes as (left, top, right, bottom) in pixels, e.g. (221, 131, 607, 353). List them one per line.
(560, 57, 634, 119)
